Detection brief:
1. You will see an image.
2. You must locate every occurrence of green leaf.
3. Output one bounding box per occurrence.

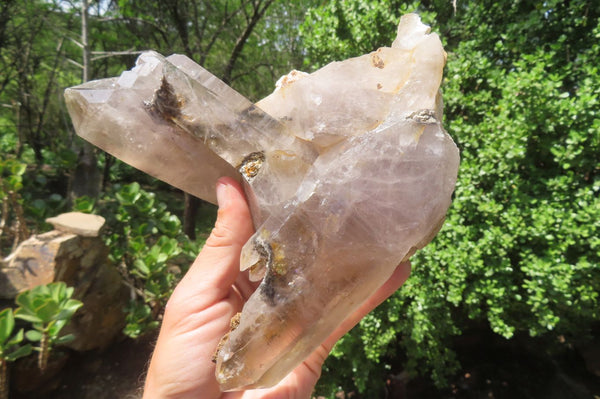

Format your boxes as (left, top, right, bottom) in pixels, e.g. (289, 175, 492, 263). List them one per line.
(134, 259, 150, 276)
(15, 282, 81, 335)
(116, 182, 141, 205)
(55, 300, 83, 320)
(15, 292, 33, 313)
(0, 308, 15, 344)
(34, 300, 61, 323)
(5, 344, 32, 362)
(47, 319, 68, 337)
(50, 282, 68, 303)
(72, 196, 95, 213)
(54, 334, 75, 345)
(9, 161, 26, 177)
(14, 310, 43, 324)
(7, 328, 24, 346)
(25, 330, 43, 342)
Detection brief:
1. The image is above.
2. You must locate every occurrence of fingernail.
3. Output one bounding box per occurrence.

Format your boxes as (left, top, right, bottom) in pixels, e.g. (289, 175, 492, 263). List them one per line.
(216, 180, 229, 208)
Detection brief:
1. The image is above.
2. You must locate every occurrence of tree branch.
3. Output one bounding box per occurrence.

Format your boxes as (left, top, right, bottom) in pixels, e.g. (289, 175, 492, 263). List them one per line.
(168, 1, 192, 57)
(33, 38, 65, 149)
(90, 49, 143, 61)
(230, 61, 274, 83)
(98, 16, 171, 47)
(199, 0, 253, 65)
(221, 0, 274, 84)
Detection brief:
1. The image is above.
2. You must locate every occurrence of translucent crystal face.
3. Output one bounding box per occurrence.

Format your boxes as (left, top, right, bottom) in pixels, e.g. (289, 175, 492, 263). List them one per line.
(214, 14, 458, 390)
(64, 13, 459, 392)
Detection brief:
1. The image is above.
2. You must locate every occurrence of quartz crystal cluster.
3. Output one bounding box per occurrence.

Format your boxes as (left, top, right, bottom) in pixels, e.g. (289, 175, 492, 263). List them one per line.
(65, 13, 459, 391)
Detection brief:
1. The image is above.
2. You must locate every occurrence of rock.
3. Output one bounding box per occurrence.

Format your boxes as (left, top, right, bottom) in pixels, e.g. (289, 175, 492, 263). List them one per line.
(61, 255, 129, 352)
(64, 13, 459, 391)
(0, 215, 128, 351)
(0, 231, 77, 298)
(46, 211, 105, 237)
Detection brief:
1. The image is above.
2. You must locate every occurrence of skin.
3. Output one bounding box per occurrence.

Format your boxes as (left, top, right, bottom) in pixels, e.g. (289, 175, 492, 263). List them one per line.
(143, 177, 411, 399)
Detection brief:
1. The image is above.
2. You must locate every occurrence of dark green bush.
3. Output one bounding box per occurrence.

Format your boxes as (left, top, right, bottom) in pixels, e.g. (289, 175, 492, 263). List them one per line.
(73, 182, 209, 338)
(302, 1, 600, 395)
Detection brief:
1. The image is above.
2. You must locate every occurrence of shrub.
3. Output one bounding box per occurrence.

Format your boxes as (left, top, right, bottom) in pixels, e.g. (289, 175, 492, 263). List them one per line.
(73, 182, 206, 338)
(302, 1, 600, 395)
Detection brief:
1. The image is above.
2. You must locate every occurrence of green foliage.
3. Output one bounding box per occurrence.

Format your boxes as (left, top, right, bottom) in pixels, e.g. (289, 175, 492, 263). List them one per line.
(302, 0, 600, 395)
(0, 158, 25, 197)
(1, 0, 597, 395)
(14, 282, 83, 370)
(0, 1, 82, 164)
(0, 156, 29, 256)
(73, 182, 202, 338)
(122, 301, 159, 339)
(0, 309, 32, 363)
(14, 282, 83, 344)
(300, 0, 426, 70)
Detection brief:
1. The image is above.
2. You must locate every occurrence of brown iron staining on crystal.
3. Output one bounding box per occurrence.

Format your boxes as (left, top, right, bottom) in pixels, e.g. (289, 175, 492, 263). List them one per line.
(237, 151, 265, 181)
(246, 235, 289, 307)
(212, 312, 242, 363)
(261, 320, 283, 346)
(269, 242, 287, 277)
(248, 235, 272, 277)
(407, 109, 438, 124)
(371, 51, 385, 69)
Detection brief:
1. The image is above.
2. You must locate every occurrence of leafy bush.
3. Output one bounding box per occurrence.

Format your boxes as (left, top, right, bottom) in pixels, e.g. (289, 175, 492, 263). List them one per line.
(1, 152, 75, 250)
(302, 0, 600, 395)
(0, 282, 81, 398)
(0, 157, 29, 255)
(73, 182, 205, 338)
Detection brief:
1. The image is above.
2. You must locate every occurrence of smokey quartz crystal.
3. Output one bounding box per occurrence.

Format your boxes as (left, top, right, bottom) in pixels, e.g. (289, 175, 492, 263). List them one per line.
(65, 13, 459, 391)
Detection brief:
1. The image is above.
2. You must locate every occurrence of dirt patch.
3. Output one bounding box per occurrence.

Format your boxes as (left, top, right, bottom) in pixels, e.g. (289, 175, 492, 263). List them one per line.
(13, 332, 157, 399)
(392, 330, 600, 399)
(10, 327, 600, 399)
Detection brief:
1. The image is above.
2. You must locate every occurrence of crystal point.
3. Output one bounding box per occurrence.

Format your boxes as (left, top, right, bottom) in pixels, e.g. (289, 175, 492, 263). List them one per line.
(64, 13, 459, 392)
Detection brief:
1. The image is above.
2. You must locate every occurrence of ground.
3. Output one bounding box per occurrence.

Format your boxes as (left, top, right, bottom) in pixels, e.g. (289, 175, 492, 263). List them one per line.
(10, 328, 600, 399)
(12, 333, 155, 399)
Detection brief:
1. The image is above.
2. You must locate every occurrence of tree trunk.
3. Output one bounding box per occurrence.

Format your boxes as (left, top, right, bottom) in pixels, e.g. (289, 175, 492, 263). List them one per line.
(182, 0, 274, 238)
(101, 152, 115, 192)
(38, 331, 49, 372)
(0, 358, 7, 399)
(183, 193, 201, 239)
(69, 0, 100, 202)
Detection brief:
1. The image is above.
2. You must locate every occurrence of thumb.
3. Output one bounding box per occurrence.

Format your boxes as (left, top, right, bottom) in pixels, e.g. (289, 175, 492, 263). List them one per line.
(201, 177, 254, 270)
(171, 177, 254, 309)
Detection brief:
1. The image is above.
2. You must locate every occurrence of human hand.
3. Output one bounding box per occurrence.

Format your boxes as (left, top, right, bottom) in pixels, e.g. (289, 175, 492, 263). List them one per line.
(143, 177, 411, 399)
